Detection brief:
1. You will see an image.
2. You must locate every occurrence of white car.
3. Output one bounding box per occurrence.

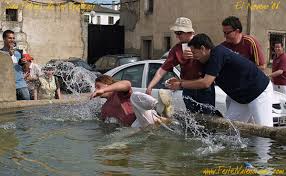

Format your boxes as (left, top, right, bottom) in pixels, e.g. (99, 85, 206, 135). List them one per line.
(105, 60, 286, 126)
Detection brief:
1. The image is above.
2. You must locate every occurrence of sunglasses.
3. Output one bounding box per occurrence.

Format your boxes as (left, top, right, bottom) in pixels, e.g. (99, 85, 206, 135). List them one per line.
(223, 29, 236, 35)
(174, 31, 185, 35)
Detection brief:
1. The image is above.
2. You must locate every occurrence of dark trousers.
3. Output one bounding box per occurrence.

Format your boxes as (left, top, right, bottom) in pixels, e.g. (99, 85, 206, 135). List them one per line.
(182, 85, 215, 115)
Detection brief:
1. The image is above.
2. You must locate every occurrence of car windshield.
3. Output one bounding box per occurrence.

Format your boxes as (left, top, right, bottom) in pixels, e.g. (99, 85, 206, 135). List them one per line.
(95, 57, 111, 68)
(118, 57, 140, 65)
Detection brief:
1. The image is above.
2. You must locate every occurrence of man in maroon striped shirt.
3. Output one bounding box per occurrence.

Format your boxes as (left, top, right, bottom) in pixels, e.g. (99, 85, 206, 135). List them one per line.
(221, 16, 266, 71)
(269, 41, 286, 94)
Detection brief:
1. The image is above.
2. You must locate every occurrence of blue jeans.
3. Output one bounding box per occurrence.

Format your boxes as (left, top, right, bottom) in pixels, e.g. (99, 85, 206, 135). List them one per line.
(16, 87, 31, 100)
(182, 85, 215, 114)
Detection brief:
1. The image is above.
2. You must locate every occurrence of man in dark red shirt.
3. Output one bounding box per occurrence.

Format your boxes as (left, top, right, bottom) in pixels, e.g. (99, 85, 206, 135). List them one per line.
(269, 41, 286, 94)
(221, 16, 266, 70)
(146, 17, 215, 114)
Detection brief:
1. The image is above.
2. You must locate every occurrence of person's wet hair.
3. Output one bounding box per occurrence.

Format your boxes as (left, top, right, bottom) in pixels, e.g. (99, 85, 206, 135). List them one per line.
(2, 30, 14, 39)
(222, 16, 242, 33)
(188, 33, 215, 50)
(95, 75, 117, 85)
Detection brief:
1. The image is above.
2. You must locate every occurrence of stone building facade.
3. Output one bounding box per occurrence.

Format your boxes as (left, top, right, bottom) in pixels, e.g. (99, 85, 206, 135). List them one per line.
(0, 0, 89, 64)
(120, 0, 286, 63)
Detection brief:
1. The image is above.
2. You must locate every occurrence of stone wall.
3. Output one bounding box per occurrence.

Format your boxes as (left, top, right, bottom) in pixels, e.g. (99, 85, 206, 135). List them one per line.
(0, 0, 86, 64)
(0, 51, 16, 102)
(121, 0, 285, 60)
(121, 0, 249, 58)
(249, 0, 286, 63)
(21, 2, 85, 64)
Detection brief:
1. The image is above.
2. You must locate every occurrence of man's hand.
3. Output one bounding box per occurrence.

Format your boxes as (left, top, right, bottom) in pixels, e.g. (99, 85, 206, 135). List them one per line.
(8, 48, 15, 56)
(24, 73, 32, 81)
(146, 87, 152, 95)
(8, 42, 16, 56)
(166, 77, 181, 91)
(154, 116, 172, 127)
(90, 89, 104, 99)
(182, 49, 193, 60)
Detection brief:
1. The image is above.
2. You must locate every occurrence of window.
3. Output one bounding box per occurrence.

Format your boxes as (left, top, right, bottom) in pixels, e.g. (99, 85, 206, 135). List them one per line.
(148, 63, 178, 89)
(108, 16, 114, 24)
(118, 57, 140, 65)
(97, 16, 101, 24)
(95, 56, 118, 72)
(142, 39, 152, 60)
(106, 57, 117, 69)
(144, 0, 153, 14)
(84, 14, 90, 23)
(164, 36, 171, 52)
(100, 57, 109, 69)
(113, 64, 144, 88)
(95, 57, 103, 68)
(6, 9, 17, 21)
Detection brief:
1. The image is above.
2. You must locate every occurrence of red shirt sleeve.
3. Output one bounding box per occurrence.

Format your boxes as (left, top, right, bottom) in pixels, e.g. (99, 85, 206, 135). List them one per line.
(248, 36, 266, 66)
(161, 44, 180, 72)
(252, 38, 265, 66)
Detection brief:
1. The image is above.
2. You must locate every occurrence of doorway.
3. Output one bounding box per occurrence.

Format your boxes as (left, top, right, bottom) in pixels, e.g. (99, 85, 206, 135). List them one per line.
(269, 32, 286, 64)
(141, 37, 153, 60)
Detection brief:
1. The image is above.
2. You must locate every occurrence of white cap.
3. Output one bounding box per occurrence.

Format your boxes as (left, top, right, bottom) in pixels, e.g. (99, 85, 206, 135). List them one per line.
(170, 17, 195, 33)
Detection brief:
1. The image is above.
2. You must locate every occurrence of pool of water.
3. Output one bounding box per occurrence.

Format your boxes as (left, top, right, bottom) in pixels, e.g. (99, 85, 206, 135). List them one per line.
(0, 101, 286, 176)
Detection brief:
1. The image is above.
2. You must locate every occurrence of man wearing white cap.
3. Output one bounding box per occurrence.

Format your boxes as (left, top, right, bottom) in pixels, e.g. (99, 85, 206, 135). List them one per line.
(146, 17, 216, 115)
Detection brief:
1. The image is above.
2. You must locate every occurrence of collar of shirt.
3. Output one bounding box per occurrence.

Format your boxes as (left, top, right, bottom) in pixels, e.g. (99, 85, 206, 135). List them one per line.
(29, 62, 34, 69)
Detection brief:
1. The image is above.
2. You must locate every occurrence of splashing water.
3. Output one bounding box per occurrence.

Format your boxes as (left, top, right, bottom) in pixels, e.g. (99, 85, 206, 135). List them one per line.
(22, 97, 103, 123)
(48, 60, 99, 95)
(21, 60, 102, 122)
(167, 95, 247, 153)
(95, 92, 247, 154)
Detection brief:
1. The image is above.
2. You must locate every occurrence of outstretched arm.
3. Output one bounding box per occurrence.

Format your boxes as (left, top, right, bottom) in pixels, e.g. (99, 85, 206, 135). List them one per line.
(102, 80, 131, 93)
(146, 67, 167, 95)
(90, 80, 131, 98)
(168, 74, 216, 90)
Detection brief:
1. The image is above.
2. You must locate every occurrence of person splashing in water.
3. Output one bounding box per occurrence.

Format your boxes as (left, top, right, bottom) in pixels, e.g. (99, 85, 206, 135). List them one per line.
(90, 75, 136, 126)
(90, 75, 171, 128)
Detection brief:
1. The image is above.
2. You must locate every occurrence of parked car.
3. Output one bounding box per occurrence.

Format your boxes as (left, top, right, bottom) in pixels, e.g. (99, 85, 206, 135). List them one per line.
(104, 59, 225, 112)
(48, 58, 101, 94)
(105, 59, 286, 126)
(67, 57, 98, 72)
(94, 54, 141, 73)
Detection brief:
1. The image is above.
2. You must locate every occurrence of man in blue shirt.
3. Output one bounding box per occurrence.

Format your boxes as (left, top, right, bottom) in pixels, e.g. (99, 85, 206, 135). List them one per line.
(1, 30, 30, 100)
(168, 33, 273, 127)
